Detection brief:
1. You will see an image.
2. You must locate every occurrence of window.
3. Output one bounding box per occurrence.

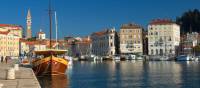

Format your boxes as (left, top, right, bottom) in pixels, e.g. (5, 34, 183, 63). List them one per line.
(151, 49, 154, 55)
(110, 43, 113, 47)
(156, 49, 158, 55)
(155, 32, 158, 35)
(111, 51, 113, 55)
(110, 36, 113, 39)
(129, 35, 132, 38)
(168, 37, 172, 41)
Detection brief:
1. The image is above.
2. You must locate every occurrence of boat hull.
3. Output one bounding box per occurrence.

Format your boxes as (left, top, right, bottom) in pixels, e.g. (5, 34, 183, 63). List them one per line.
(176, 55, 190, 61)
(32, 55, 68, 76)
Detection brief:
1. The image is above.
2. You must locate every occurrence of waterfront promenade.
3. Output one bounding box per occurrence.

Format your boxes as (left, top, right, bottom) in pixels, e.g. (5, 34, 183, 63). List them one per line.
(0, 60, 40, 88)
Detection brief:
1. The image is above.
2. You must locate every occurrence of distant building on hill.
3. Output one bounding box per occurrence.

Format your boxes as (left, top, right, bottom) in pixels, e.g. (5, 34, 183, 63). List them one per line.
(179, 32, 199, 55)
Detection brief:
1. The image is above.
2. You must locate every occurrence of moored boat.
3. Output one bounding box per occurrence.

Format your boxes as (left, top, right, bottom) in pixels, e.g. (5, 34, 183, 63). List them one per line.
(32, 50, 68, 76)
(32, 1, 69, 76)
(176, 55, 190, 61)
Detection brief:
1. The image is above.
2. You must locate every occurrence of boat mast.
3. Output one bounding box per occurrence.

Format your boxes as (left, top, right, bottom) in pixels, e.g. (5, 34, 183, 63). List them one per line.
(49, 0, 52, 49)
(55, 11, 58, 49)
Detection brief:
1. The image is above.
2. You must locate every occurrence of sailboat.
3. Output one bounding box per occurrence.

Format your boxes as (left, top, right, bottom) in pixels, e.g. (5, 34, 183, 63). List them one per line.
(32, 1, 68, 76)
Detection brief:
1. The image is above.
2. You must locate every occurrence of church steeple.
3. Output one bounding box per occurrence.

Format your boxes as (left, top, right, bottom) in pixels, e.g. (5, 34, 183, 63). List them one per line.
(26, 9, 32, 39)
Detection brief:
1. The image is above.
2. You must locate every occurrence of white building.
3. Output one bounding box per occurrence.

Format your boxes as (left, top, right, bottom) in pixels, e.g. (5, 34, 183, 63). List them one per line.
(19, 40, 46, 56)
(148, 19, 180, 55)
(37, 29, 46, 40)
(91, 28, 117, 57)
(119, 23, 143, 55)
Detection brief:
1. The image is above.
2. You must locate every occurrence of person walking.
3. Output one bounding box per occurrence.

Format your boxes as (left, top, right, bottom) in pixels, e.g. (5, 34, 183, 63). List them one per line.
(5, 56, 8, 64)
(1, 56, 3, 63)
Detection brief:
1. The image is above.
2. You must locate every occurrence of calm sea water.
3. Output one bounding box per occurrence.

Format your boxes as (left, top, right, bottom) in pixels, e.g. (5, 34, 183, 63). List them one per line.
(38, 61, 200, 88)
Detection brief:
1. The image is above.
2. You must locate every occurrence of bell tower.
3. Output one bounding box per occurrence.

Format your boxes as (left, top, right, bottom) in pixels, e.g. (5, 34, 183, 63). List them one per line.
(26, 9, 32, 38)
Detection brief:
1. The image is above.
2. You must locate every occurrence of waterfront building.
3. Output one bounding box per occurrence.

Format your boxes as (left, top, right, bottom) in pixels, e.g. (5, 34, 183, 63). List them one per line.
(148, 19, 180, 55)
(19, 39, 46, 56)
(26, 9, 32, 39)
(63, 36, 80, 57)
(119, 23, 143, 55)
(76, 36, 92, 56)
(185, 32, 198, 46)
(0, 30, 19, 57)
(0, 24, 23, 38)
(91, 28, 118, 57)
(179, 32, 199, 55)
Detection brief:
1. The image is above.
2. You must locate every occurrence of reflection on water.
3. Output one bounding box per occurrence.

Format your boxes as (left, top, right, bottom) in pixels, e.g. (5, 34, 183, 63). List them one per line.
(38, 61, 200, 88)
(38, 75, 68, 88)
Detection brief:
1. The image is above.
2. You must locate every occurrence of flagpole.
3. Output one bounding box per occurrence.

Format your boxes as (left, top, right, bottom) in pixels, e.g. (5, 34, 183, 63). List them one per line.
(55, 11, 58, 49)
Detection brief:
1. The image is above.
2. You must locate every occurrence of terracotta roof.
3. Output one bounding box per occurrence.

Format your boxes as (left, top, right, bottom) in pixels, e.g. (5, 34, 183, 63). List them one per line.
(149, 19, 175, 25)
(92, 31, 106, 36)
(121, 23, 142, 29)
(92, 29, 115, 36)
(29, 41, 46, 45)
(20, 40, 46, 45)
(0, 24, 22, 30)
(0, 24, 10, 27)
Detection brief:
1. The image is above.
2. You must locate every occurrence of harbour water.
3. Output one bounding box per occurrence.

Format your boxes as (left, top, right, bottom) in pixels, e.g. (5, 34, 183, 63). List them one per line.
(38, 61, 200, 88)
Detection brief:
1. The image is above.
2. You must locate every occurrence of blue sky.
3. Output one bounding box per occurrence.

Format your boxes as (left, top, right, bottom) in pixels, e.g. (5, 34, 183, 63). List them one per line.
(0, 0, 199, 39)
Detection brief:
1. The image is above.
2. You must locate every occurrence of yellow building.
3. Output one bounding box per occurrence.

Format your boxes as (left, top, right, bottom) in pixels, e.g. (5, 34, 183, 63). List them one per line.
(0, 30, 19, 57)
(119, 23, 143, 54)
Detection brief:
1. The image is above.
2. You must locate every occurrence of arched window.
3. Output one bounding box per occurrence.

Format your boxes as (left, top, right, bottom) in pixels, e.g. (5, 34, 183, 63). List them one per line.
(151, 49, 154, 55)
(156, 49, 158, 55)
(160, 49, 163, 55)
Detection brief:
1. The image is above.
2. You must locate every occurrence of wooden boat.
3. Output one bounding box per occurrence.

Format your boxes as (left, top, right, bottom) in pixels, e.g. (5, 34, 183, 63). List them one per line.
(32, 50, 68, 76)
(32, 0, 69, 76)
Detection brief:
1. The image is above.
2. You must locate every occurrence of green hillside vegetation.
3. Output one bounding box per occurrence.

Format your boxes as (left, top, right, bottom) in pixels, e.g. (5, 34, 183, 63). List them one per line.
(176, 9, 200, 34)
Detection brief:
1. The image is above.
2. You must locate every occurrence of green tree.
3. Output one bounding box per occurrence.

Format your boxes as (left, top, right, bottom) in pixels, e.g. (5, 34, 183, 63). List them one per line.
(176, 9, 200, 34)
